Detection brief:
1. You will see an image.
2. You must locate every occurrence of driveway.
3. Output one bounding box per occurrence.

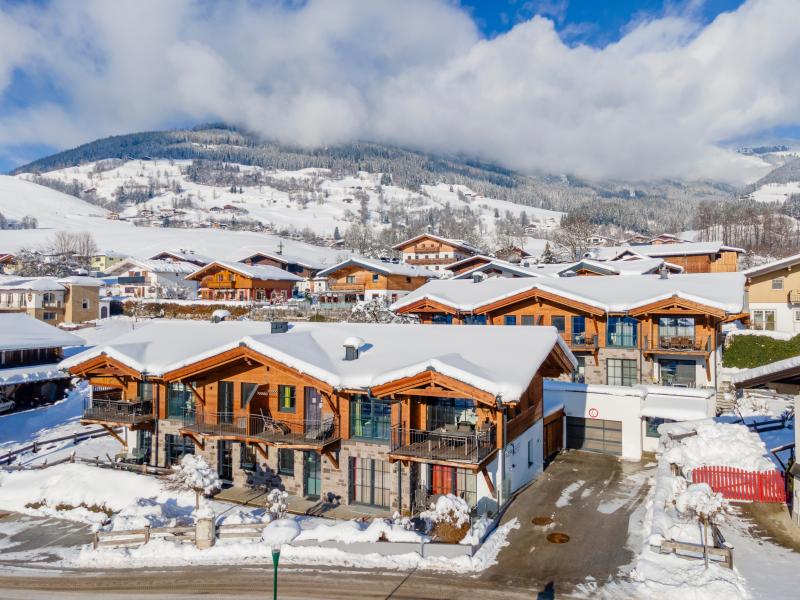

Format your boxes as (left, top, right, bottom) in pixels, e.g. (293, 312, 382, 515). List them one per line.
(480, 450, 654, 596)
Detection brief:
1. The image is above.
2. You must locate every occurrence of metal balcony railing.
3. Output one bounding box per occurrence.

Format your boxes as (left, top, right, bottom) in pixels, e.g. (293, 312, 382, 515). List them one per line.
(652, 336, 709, 353)
(560, 333, 597, 351)
(83, 398, 153, 424)
(390, 425, 495, 464)
(181, 410, 339, 446)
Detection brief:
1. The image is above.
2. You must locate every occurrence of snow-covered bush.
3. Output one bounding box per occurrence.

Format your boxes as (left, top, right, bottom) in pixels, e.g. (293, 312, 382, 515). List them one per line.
(348, 298, 416, 324)
(265, 488, 288, 521)
(420, 494, 471, 543)
(163, 455, 221, 510)
(675, 483, 729, 525)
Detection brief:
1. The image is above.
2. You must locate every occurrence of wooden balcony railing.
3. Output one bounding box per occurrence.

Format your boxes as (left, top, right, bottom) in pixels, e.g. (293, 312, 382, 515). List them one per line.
(560, 333, 598, 351)
(180, 410, 339, 447)
(83, 398, 154, 425)
(404, 257, 457, 266)
(328, 283, 365, 293)
(390, 424, 495, 464)
(646, 336, 710, 353)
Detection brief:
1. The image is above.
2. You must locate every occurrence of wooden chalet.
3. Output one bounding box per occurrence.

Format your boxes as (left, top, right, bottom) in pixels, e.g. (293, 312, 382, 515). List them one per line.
(393, 234, 479, 273)
(239, 250, 323, 279)
(185, 260, 303, 302)
(316, 257, 434, 305)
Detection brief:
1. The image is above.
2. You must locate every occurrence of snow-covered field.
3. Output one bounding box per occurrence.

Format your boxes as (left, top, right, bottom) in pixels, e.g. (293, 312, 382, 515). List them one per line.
(748, 181, 800, 203)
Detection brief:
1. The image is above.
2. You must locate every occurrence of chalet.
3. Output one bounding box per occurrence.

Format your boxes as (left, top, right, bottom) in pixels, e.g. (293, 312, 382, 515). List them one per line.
(104, 258, 199, 299)
(316, 257, 435, 306)
(149, 249, 213, 267)
(446, 255, 495, 276)
(1, 313, 82, 408)
(185, 261, 303, 302)
(239, 250, 324, 279)
(0, 253, 16, 274)
(742, 253, 800, 333)
(585, 241, 744, 273)
(90, 251, 127, 273)
(449, 257, 681, 281)
(391, 272, 747, 390)
(62, 321, 575, 515)
(393, 234, 479, 273)
(0, 275, 101, 325)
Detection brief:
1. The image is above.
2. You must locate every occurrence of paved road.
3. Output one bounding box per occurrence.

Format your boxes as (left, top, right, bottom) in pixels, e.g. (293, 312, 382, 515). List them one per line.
(0, 452, 653, 599)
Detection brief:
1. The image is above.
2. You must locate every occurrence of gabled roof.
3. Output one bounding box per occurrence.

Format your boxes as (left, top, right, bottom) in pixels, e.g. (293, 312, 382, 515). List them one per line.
(445, 255, 495, 271)
(586, 241, 745, 261)
(451, 259, 559, 280)
(185, 260, 304, 282)
(316, 257, 436, 278)
(391, 272, 746, 315)
(149, 250, 214, 266)
(0, 275, 65, 292)
(742, 253, 800, 278)
(0, 313, 83, 351)
(105, 258, 199, 276)
(238, 250, 325, 271)
(557, 257, 683, 277)
(60, 321, 575, 403)
(392, 233, 479, 254)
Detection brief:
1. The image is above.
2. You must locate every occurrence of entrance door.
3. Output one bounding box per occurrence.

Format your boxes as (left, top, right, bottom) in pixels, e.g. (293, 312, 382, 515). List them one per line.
(218, 381, 234, 423)
(305, 387, 322, 423)
(218, 440, 233, 482)
(303, 452, 321, 500)
(566, 417, 622, 456)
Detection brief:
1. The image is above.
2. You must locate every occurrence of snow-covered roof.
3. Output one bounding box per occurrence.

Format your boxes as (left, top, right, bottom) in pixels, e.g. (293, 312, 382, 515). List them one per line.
(730, 355, 800, 387)
(60, 321, 574, 403)
(451, 259, 559, 280)
(586, 241, 745, 261)
(104, 258, 199, 275)
(0, 314, 84, 351)
(316, 257, 436, 278)
(185, 260, 304, 282)
(0, 362, 70, 385)
(238, 250, 325, 271)
(391, 272, 746, 314)
(0, 276, 65, 292)
(742, 253, 800, 278)
(392, 233, 479, 254)
(640, 393, 715, 421)
(557, 257, 683, 277)
(149, 250, 214, 265)
(57, 276, 102, 287)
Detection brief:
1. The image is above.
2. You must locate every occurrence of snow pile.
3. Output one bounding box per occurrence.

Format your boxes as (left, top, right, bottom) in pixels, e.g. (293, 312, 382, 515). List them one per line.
(661, 421, 775, 472)
(675, 483, 728, 522)
(261, 518, 301, 546)
(264, 489, 288, 521)
(420, 494, 471, 528)
(294, 518, 427, 544)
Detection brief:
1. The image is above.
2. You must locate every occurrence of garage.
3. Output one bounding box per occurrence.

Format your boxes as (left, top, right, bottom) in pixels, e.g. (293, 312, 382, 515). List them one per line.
(566, 416, 623, 456)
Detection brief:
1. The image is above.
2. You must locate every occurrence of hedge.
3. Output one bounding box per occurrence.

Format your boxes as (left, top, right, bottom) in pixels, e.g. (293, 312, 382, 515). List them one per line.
(723, 334, 800, 369)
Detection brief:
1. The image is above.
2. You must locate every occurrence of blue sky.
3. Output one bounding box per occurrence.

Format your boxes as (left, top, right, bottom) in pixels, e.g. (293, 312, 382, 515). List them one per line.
(0, 0, 796, 182)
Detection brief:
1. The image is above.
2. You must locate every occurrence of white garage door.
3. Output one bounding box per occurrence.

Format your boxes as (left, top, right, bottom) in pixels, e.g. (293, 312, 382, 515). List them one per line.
(566, 417, 623, 456)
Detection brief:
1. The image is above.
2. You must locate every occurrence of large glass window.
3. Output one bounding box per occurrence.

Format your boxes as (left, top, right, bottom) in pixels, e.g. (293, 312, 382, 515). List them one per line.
(428, 465, 477, 507)
(504, 315, 517, 326)
(658, 317, 695, 344)
(218, 381, 234, 423)
(241, 382, 258, 409)
(551, 315, 565, 333)
(607, 316, 638, 348)
(571, 316, 586, 344)
(240, 442, 257, 471)
(607, 358, 637, 386)
(521, 315, 536, 326)
(659, 359, 697, 387)
(167, 383, 194, 419)
(349, 457, 391, 508)
(278, 385, 296, 413)
(165, 433, 194, 465)
(278, 448, 294, 476)
(137, 381, 154, 402)
(753, 310, 776, 331)
(432, 314, 453, 324)
(645, 417, 674, 438)
(463, 315, 487, 325)
(350, 396, 391, 441)
(427, 398, 477, 430)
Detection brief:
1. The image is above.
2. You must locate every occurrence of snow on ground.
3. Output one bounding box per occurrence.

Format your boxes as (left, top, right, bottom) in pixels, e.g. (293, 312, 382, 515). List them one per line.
(555, 480, 585, 508)
(748, 181, 800, 204)
(725, 328, 796, 341)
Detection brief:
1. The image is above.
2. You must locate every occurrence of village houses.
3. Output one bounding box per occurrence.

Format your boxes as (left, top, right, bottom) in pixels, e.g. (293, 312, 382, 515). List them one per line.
(185, 260, 304, 303)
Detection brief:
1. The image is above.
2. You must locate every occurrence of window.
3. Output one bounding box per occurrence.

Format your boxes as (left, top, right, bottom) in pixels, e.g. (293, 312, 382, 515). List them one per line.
(241, 382, 258, 409)
(165, 434, 194, 465)
(527, 439, 534, 467)
(645, 416, 674, 438)
(81, 299, 90, 310)
(428, 465, 477, 507)
(346, 275, 356, 284)
(551, 315, 565, 333)
(607, 358, 637, 386)
(349, 457, 391, 508)
(167, 383, 194, 419)
(521, 315, 536, 326)
(427, 398, 476, 429)
(571, 316, 586, 344)
(794, 310, 800, 322)
(137, 382, 154, 402)
(772, 278, 784, 290)
(218, 381, 234, 422)
(659, 359, 696, 387)
(658, 317, 695, 344)
(278, 448, 294, 476)
(607, 316, 638, 347)
(463, 315, 487, 325)
(240, 443, 257, 471)
(217, 274, 224, 282)
(43, 312, 56, 320)
(752, 309, 776, 331)
(372, 273, 379, 282)
(350, 396, 392, 441)
(572, 356, 586, 383)
(504, 315, 517, 326)
(277, 385, 296, 412)
(431, 314, 453, 324)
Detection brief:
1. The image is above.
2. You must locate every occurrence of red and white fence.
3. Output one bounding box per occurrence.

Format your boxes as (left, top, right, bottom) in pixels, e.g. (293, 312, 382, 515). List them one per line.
(689, 466, 787, 503)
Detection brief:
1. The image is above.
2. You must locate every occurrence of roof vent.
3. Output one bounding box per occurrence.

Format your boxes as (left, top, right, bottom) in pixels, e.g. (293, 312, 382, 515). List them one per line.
(659, 266, 669, 280)
(271, 321, 289, 334)
(343, 336, 364, 361)
(472, 272, 485, 284)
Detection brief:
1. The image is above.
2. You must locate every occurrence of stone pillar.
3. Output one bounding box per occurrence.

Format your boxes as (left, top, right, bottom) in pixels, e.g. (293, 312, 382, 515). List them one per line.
(195, 517, 215, 549)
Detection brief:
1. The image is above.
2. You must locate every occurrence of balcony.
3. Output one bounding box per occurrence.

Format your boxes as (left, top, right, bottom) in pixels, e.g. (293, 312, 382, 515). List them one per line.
(404, 257, 456, 266)
(561, 333, 597, 352)
(646, 336, 710, 354)
(390, 424, 495, 464)
(180, 410, 340, 448)
(328, 283, 365, 293)
(82, 398, 154, 426)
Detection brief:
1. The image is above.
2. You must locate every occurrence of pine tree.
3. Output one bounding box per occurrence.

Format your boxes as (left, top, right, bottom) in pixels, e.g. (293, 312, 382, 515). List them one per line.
(541, 242, 557, 264)
(333, 226, 341, 240)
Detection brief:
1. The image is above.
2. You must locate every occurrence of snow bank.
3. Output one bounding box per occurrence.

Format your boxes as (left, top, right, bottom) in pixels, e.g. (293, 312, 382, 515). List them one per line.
(725, 329, 795, 341)
(661, 421, 775, 472)
(294, 518, 426, 544)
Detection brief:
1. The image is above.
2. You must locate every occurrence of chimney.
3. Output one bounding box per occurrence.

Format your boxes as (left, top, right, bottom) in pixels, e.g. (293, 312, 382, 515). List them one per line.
(659, 266, 669, 280)
(472, 272, 484, 284)
(271, 321, 289, 334)
(343, 336, 364, 361)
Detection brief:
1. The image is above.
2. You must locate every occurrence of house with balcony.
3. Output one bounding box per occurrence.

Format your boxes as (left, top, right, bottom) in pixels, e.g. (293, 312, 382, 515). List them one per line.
(315, 257, 434, 306)
(391, 272, 748, 390)
(61, 321, 574, 515)
(393, 234, 479, 274)
(185, 261, 304, 303)
(742, 253, 800, 334)
(0, 275, 101, 325)
(585, 241, 744, 273)
(90, 251, 127, 273)
(104, 258, 199, 299)
(1, 313, 82, 408)
(239, 250, 325, 279)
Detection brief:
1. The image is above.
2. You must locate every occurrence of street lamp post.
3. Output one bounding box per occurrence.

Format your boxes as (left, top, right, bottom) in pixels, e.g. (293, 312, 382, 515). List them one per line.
(271, 543, 281, 600)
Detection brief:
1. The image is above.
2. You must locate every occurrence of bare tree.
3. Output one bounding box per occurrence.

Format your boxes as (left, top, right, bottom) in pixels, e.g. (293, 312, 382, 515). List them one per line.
(553, 213, 595, 260)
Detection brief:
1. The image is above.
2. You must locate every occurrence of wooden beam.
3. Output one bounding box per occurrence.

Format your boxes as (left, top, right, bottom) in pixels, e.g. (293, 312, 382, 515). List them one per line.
(322, 391, 339, 416)
(251, 442, 268, 460)
(323, 450, 339, 470)
(180, 430, 205, 451)
(102, 424, 127, 449)
(480, 466, 496, 497)
(187, 382, 205, 405)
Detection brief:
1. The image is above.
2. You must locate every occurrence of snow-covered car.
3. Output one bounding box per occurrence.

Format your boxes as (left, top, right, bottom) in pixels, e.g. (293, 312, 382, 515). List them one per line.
(0, 398, 15, 414)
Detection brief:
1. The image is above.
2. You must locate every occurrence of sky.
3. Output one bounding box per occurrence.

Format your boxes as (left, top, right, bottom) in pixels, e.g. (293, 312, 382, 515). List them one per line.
(0, 0, 797, 183)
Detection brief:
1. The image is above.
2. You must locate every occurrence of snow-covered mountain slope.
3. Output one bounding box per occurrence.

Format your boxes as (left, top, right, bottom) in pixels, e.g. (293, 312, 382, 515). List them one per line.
(748, 181, 800, 203)
(16, 159, 563, 239)
(0, 176, 347, 265)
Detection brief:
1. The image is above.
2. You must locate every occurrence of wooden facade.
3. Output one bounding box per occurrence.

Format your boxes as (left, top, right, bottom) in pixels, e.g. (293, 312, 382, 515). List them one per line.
(241, 253, 319, 279)
(322, 264, 431, 304)
(394, 234, 477, 272)
(186, 264, 296, 302)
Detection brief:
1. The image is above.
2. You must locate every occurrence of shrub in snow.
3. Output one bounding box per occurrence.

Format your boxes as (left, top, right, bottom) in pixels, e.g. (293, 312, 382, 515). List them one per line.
(347, 298, 416, 324)
(265, 489, 288, 521)
(675, 483, 729, 525)
(420, 494, 471, 543)
(163, 455, 221, 511)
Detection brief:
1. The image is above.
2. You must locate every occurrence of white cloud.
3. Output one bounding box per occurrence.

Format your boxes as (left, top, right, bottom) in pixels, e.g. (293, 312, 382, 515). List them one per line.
(0, 0, 797, 183)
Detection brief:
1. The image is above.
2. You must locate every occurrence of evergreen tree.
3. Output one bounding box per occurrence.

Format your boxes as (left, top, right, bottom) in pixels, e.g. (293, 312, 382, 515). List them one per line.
(541, 242, 557, 264)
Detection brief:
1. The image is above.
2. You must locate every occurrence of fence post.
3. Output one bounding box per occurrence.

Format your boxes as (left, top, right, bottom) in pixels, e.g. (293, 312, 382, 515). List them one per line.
(32, 441, 38, 454)
(195, 517, 215, 549)
(144, 524, 151, 545)
(93, 532, 99, 550)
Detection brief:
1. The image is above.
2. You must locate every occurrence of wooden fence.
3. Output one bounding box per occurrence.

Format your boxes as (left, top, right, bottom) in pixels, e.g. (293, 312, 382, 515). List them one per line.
(689, 466, 787, 503)
(93, 521, 269, 549)
(0, 427, 122, 465)
(658, 523, 734, 569)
